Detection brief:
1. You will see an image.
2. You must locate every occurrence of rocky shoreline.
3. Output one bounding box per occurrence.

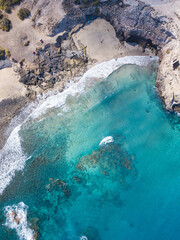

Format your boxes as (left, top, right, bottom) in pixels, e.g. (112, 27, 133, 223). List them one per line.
(13, 0, 175, 108)
(0, 97, 29, 149)
(0, 0, 180, 148)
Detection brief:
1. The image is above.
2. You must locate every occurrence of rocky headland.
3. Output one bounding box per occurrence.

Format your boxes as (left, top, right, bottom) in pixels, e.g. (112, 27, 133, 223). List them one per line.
(0, 0, 180, 147)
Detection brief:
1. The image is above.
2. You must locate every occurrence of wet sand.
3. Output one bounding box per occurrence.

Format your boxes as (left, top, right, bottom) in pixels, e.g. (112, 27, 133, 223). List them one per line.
(0, 97, 29, 149)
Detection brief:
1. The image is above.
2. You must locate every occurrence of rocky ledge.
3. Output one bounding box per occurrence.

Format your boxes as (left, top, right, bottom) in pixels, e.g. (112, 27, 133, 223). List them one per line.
(15, 37, 89, 98)
(60, 0, 173, 50)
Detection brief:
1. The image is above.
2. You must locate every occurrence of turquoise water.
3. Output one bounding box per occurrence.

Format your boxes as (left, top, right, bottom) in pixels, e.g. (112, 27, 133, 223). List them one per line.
(1, 64, 180, 240)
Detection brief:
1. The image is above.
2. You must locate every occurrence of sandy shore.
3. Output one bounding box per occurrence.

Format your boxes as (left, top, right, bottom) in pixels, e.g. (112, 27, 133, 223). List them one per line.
(0, 66, 27, 149)
(0, 67, 26, 101)
(72, 19, 150, 64)
(0, 97, 29, 149)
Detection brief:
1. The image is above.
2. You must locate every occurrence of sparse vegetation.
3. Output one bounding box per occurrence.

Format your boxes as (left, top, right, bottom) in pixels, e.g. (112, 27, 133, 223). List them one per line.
(81, 44, 87, 55)
(5, 6, 11, 14)
(0, 0, 22, 10)
(73, 0, 100, 6)
(24, 40, 30, 47)
(91, 0, 99, 6)
(166, 49, 170, 54)
(17, 8, 30, 20)
(0, 17, 11, 31)
(5, 49, 11, 57)
(19, 58, 25, 66)
(36, 9, 41, 15)
(0, 10, 3, 19)
(0, 46, 5, 59)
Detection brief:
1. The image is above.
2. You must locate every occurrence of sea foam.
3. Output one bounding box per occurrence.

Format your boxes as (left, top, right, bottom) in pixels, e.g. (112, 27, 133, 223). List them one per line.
(80, 236, 88, 240)
(0, 126, 27, 195)
(4, 202, 34, 240)
(0, 56, 158, 195)
(99, 136, 114, 146)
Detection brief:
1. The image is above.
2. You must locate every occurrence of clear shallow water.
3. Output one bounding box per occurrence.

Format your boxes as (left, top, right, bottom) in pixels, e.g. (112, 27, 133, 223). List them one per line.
(1, 64, 180, 240)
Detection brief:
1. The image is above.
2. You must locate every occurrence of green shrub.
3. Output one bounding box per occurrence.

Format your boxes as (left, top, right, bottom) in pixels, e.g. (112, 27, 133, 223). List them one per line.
(0, 17, 11, 31)
(0, 0, 22, 9)
(36, 9, 41, 15)
(19, 58, 25, 66)
(91, 0, 99, 6)
(0, 46, 5, 59)
(17, 8, 30, 20)
(5, 6, 11, 13)
(0, 10, 3, 19)
(24, 40, 30, 46)
(5, 49, 11, 57)
(166, 49, 170, 54)
(73, 0, 80, 4)
(73, 0, 99, 5)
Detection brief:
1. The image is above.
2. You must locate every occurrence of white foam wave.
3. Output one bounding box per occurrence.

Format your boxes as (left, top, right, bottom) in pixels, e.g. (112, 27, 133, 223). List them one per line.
(4, 202, 34, 240)
(0, 56, 158, 195)
(80, 236, 88, 240)
(0, 126, 28, 195)
(99, 136, 114, 146)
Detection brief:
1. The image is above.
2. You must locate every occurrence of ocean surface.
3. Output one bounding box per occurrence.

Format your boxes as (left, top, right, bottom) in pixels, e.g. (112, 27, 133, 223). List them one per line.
(1, 61, 180, 240)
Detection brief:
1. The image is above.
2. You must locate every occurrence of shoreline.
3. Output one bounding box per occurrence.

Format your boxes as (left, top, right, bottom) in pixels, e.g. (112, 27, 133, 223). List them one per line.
(0, 0, 179, 160)
(0, 97, 29, 150)
(0, 55, 158, 196)
(0, 0, 178, 114)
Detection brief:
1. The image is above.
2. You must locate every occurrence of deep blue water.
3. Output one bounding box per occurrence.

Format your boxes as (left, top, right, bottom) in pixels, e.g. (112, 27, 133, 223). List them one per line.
(1, 64, 180, 240)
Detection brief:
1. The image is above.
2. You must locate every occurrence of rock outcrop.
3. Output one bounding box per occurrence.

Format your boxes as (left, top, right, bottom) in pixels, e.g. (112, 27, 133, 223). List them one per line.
(17, 40, 88, 91)
(0, 60, 12, 70)
(57, 0, 173, 50)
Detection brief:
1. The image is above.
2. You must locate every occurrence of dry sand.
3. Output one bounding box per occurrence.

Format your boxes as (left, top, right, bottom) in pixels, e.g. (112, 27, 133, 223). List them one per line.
(0, 67, 26, 101)
(72, 19, 148, 64)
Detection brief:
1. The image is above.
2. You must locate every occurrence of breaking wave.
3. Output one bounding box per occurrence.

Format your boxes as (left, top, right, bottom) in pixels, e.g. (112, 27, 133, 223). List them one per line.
(4, 202, 34, 240)
(99, 136, 114, 146)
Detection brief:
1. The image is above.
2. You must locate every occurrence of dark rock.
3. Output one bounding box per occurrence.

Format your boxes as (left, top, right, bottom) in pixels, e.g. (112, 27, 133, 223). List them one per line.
(172, 103, 180, 112)
(0, 59, 12, 69)
(18, 41, 88, 89)
(73, 176, 81, 183)
(55, 32, 69, 47)
(59, 0, 174, 50)
(173, 60, 179, 70)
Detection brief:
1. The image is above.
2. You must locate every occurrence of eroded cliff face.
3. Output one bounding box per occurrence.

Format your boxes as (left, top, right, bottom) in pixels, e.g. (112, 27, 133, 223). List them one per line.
(59, 0, 173, 49)
(156, 38, 180, 112)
